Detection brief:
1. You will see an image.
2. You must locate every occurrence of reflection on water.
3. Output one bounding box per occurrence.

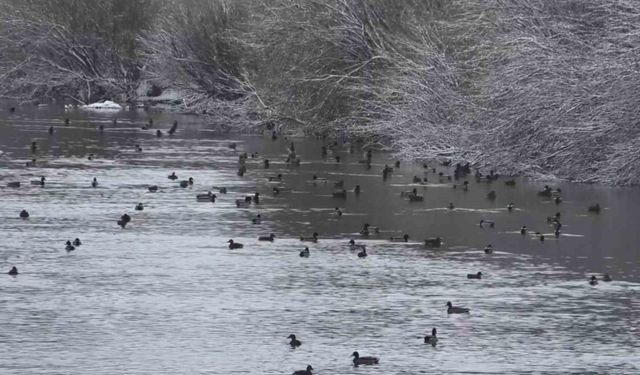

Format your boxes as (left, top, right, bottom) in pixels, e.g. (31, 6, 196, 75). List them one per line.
(1, 104, 639, 374)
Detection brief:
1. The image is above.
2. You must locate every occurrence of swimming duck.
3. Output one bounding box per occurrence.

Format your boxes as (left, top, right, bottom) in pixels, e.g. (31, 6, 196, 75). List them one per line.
(30, 141, 37, 153)
(424, 237, 442, 248)
(235, 199, 251, 208)
(487, 190, 496, 200)
(357, 248, 368, 258)
(288, 334, 302, 347)
(31, 176, 45, 186)
(91, 178, 98, 188)
(252, 214, 262, 224)
(467, 271, 482, 279)
(603, 274, 612, 282)
(292, 365, 313, 375)
(73, 238, 82, 247)
(448, 202, 455, 210)
(8, 266, 18, 275)
(390, 234, 409, 242)
(259, 233, 276, 241)
(299, 247, 310, 257)
(87, 154, 95, 161)
(359, 223, 380, 236)
(156, 130, 163, 137)
(587, 204, 601, 213)
(554, 196, 562, 205)
(446, 301, 470, 314)
(348, 239, 366, 250)
(352, 351, 379, 366)
(179, 177, 194, 188)
(505, 179, 516, 186)
(312, 175, 328, 183)
(334, 207, 343, 217)
(252, 193, 260, 204)
(268, 174, 282, 182)
(332, 189, 347, 199)
(484, 244, 493, 254)
(168, 120, 178, 135)
(408, 192, 424, 202)
(589, 275, 598, 286)
(354, 185, 361, 194)
(520, 226, 527, 235)
(19, 209, 29, 219)
(237, 165, 247, 176)
(7, 181, 20, 188)
(26, 159, 36, 167)
(168, 172, 178, 180)
(99, 125, 105, 133)
(300, 233, 319, 242)
(196, 192, 216, 202)
(65, 240, 75, 251)
(148, 185, 159, 193)
(135, 203, 144, 211)
(48, 126, 54, 135)
(117, 213, 131, 228)
(229, 143, 237, 150)
(507, 202, 515, 211)
(424, 328, 438, 344)
(479, 219, 495, 228)
(228, 239, 243, 249)
(64, 118, 70, 126)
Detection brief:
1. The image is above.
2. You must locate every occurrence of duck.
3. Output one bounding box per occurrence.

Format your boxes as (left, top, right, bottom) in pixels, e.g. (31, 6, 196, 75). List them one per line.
(424, 328, 438, 344)
(408, 192, 424, 202)
(168, 172, 178, 180)
(448, 202, 455, 210)
(196, 192, 215, 202)
(168, 120, 178, 135)
(354, 185, 361, 194)
(64, 118, 70, 126)
(520, 225, 527, 235)
(484, 244, 493, 254)
(357, 248, 368, 258)
(135, 203, 144, 211)
(65, 240, 75, 251)
(505, 179, 516, 186)
(359, 223, 380, 236)
(588, 203, 601, 213)
(287, 334, 302, 347)
(8, 266, 18, 275)
(99, 125, 105, 133)
(589, 275, 598, 286)
(49, 126, 54, 135)
(26, 159, 36, 167)
(148, 185, 159, 193)
(446, 301, 470, 314)
(235, 199, 251, 208)
(299, 247, 310, 257)
(332, 189, 347, 199)
(603, 274, 612, 282)
(31, 176, 45, 186)
(87, 153, 95, 161)
(487, 190, 496, 200)
(311, 175, 328, 183)
(424, 237, 442, 248)
(19, 209, 29, 219)
(507, 202, 515, 211)
(73, 238, 82, 246)
(352, 351, 379, 366)
(479, 219, 495, 228)
(259, 233, 276, 242)
(179, 177, 194, 188)
(156, 130, 163, 137)
(554, 196, 562, 205)
(334, 207, 343, 217)
(334, 180, 345, 188)
(252, 192, 260, 204)
(300, 233, 319, 242)
(217, 187, 228, 194)
(348, 239, 366, 250)
(228, 239, 243, 249)
(292, 365, 313, 375)
(117, 213, 131, 228)
(268, 174, 282, 182)
(237, 165, 247, 176)
(91, 178, 98, 188)
(252, 214, 262, 224)
(467, 271, 482, 279)
(389, 234, 409, 242)
(7, 181, 20, 188)
(31, 141, 38, 153)
(228, 142, 237, 150)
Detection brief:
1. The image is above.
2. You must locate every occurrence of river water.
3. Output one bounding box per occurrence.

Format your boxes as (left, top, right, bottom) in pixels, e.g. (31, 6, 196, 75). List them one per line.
(1, 104, 638, 374)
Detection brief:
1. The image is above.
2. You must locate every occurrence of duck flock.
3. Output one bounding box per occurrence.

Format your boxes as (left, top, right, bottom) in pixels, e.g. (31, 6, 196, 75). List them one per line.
(3, 111, 618, 374)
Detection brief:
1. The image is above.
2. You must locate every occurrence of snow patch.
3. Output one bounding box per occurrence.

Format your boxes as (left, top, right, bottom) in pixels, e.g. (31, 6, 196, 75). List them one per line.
(79, 100, 123, 111)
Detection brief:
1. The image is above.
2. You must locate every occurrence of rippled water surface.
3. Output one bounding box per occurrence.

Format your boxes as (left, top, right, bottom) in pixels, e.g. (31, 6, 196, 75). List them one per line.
(1, 104, 639, 374)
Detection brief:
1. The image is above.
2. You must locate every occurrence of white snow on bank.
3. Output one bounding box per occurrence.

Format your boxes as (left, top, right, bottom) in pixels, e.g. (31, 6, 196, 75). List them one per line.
(79, 100, 123, 111)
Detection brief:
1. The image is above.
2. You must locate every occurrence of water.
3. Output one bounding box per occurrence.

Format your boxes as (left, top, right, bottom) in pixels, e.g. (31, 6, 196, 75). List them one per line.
(1, 104, 639, 374)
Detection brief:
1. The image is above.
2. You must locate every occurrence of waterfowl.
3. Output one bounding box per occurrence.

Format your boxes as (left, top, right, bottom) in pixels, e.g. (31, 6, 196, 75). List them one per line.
(288, 334, 302, 347)
(19, 210, 29, 219)
(424, 237, 442, 248)
(408, 192, 424, 202)
(589, 275, 598, 286)
(148, 185, 159, 193)
(229, 143, 237, 150)
(299, 247, 310, 257)
(179, 177, 194, 188)
(168, 120, 178, 135)
(448, 202, 455, 210)
(348, 239, 366, 250)
(196, 192, 216, 202)
(300, 233, 319, 242)
(446, 301, 470, 314)
(64, 118, 70, 126)
(87, 153, 95, 161)
(48, 126, 54, 135)
(156, 130, 163, 137)
(554, 196, 562, 205)
(603, 274, 612, 282)
(354, 185, 361, 194)
(168, 172, 178, 180)
(236, 199, 251, 208)
(268, 174, 283, 182)
(252, 214, 262, 224)
(259, 233, 276, 241)
(252, 192, 260, 204)
(520, 226, 527, 235)
(357, 248, 368, 257)
(228, 239, 243, 249)
(135, 203, 144, 211)
(237, 165, 247, 176)
(99, 125, 105, 133)
(390, 234, 409, 242)
(65, 240, 75, 251)
(312, 175, 328, 183)
(395, 160, 400, 168)
(73, 238, 82, 247)
(479, 219, 495, 228)
(135, 144, 142, 152)
(332, 189, 347, 199)
(588, 204, 601, 213)
(484, 244, 493, 254)
(505, 179, 516, 186)
(352, 351, 378, 366)
(424, 328, 438, 344)
(26, 159, 36, 167)
(8, 266, 18, 275)
(217, 187, 227, 194)
(292, 365, 313, 375)
(467, 271, 482, 279)
(487, 190, 496, 200)
(91, 178, 98, 188)
(7, 181, 20, 188)
(31, 176, 46, 186)
(117, 213, 131, 228)
(412, 175, 422, 183)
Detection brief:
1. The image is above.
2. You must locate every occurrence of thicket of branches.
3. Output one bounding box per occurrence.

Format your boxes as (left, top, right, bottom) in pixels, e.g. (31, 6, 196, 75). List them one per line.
(2, 0, 640, 184)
